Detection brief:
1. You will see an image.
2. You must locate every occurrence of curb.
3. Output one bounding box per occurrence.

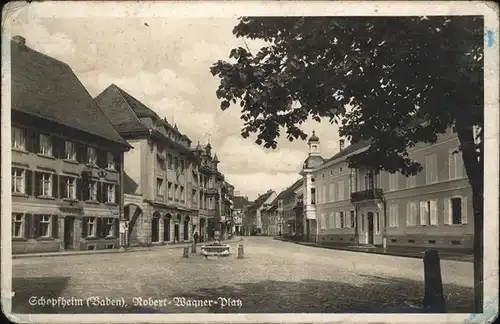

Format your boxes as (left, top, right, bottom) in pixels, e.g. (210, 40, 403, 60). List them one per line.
(274, 238, 473, 262)
(13, 238, 244, 259)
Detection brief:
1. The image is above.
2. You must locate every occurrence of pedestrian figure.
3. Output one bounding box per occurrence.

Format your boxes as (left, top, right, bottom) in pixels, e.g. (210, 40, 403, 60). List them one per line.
(194, 232, 199, 245)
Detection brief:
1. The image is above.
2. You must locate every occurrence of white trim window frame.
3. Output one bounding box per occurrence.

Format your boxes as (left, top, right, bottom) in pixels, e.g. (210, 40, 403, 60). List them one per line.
(89, 180, 98, 201)
(107, 152, 115, 170)
(12, 213, 24, 238)
(425, 153, 438, 184)
(39, 133, 52, 156)
(41, 173, 52, 197)
(87, 147, 97, 166)
(39, 215, 52, 237)
(105, 218, 115, 237)
(448, 147, 464, 180)
(107, 183, 116, 203)
(66, 177, 77, 199)
(87, 217, 97, 237)
(156, 178, 164, 197)
(12, 168, 25, 194)
(12, 126, 26, 150)
(65, 141, 76, 161)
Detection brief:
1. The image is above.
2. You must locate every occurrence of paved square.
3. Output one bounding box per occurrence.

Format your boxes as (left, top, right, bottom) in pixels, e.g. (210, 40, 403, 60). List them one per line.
(11, 237, 474, 313)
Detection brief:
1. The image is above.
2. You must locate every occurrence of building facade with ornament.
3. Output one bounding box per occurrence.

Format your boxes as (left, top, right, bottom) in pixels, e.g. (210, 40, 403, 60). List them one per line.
(10, 36, 131, 254)
(95, 84, 201, 246)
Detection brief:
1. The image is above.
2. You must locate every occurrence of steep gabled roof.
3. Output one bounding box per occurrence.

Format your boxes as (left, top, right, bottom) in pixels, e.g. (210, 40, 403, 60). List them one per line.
(248, 190, 275, 209)
(233, 196, 249, 210)
(11, 38, 129, 147)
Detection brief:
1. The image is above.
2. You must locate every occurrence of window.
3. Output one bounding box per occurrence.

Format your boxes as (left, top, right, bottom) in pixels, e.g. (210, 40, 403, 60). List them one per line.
(87, 217, 96, 237)
(339, 212, 344, 228)
(12, 127, 26, 150)
(323, 185, 327, 203)
(192, 189, 197, 204)
(168, 182, 173, 200)
(12, 168, 25, 193)
(174, 157, 179, 171)
(12, 214, 24, 238)
(407, 174, 417, 188)
(425, 154, 438, 184)
(89, 180, 98, 201)
(349, 169, 357, 193)
(180, 160, 185, 173)
(39, 215, 51, 237)
(156, 178, 164, 196)
(105, 218, 115, 237)
(174, 184, 179, 200)
(65, 177, 76, 199)
(350, 210, 355, 228)
(41, 173, 52, 196)
(107, 183, 116, 203)
(208, 197, 213, 209)
(65, 141, 76, 160)
(167, 154, 173, 169)
(389, 173, 398, 191)
(39, 133, 52, 156)
(361, 213, 364, 231)
(320, 213, 327, 229)
(446, 197, 467, 225)
(328, 213, 335, 229)
(180, 186, 185, 202)
(338, 181, 345, 201)
(376, 212, 380, 233)
(87, 147, 97, 165)
(406, 202, 417, 227)
(310, 188, 316, 204)
(389, 204, 399, 227)
(107, 152, 115, 169)
(449, 148, 464, 180)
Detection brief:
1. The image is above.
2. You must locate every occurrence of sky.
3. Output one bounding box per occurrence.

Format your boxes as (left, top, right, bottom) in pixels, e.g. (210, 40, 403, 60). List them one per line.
(6, 3, 343, 201)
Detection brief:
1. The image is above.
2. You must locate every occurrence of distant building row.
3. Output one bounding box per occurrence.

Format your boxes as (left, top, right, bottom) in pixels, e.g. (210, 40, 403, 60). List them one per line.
(10, 36, 236, 254)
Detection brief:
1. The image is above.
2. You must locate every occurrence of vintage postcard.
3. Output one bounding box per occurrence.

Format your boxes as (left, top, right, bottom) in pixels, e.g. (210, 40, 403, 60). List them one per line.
(1, 1, 499, 323)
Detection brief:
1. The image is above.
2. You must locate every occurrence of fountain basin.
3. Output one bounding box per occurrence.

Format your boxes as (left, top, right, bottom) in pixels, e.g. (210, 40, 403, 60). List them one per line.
(201, 243, 230, 257)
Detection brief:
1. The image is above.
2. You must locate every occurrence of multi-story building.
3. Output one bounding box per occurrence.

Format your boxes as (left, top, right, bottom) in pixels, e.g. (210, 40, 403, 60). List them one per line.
(232, 196, 249, 235)
(196, 143, 226, 241)
(246, 190, 276, 235)
(220, 180, 235, 238)
(309, 128, 473, 250)
(10, 36, 131, 254)
(95, 85, 200, 246)
(281, 179, 304, 238)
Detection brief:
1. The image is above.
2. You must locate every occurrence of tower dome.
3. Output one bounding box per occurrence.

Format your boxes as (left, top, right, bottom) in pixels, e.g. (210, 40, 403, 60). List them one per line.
(307, 130, 319, 144)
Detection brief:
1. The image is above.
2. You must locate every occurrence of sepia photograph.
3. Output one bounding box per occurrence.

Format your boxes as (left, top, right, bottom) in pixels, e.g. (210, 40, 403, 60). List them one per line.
(1, 1, 499, 323)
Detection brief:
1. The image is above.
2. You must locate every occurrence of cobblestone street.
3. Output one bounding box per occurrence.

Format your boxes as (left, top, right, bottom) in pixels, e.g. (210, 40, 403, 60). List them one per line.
(11, 237, 474, 314)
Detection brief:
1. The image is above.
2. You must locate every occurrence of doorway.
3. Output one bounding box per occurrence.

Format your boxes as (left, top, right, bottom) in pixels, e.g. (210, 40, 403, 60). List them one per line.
(174, 223, 180, 242)
(151, 217, 159, 243)
(367, 212, 374, 245)
(163, 217, 171, 242)
(64, 216, 74, 249)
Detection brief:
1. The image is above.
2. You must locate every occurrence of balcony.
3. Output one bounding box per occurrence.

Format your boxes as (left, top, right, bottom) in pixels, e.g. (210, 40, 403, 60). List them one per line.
(350, 188, 384, 203)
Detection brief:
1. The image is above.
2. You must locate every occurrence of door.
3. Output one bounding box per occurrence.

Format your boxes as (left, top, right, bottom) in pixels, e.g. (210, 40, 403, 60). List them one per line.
(163, 218, 170, 242)
(367, 212, 374, 245)
(174, 223, 180, 242)
(151, 217, 159, 243)
(64, 216, 74, 249)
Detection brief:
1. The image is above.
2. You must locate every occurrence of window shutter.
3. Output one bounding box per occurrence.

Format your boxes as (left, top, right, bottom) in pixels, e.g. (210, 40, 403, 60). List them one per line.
(461, 196, 468, 224)
(34, 172, 42, 196)
(97, 150, 106, 168)
(60, 176, 67, 199)
(33, 214, 41, 238)
(336, 212, 341, 228)
(24, 214, 33, 238)
(115, 184, 120, 205)
(32, 131, 40, 153)
(52, 215, 59, 238)
(115, 219, 120, 238)
(83, 181, 90, 201)
(411, 203, 417, 226)
(443, 199, 451, 225)
(406, 204, 411, 226)
(430, 200, 438, 226)
(82, 217, 88, 238)
(449, 151, 456, 179)
(25, 170, 33, 196)
(76, 178, 82, 201)
(103, 183, 109, 203)
(52, 174, 59, 198)
(345, 211, 351, 228)
(420, 201, 428, 226)
(97, 182, 102, 202)
(395, 205, 399, 227)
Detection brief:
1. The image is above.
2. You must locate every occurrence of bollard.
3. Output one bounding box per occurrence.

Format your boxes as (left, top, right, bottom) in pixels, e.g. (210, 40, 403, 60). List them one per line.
(423, 249, 446, 312)
(237, 244, 244, 259)
(191, 243, 196, 254)
(183, 246, 189, 258)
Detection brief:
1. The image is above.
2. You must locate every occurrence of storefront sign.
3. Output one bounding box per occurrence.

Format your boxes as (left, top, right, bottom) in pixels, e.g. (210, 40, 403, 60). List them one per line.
(59, 206, 84, 214)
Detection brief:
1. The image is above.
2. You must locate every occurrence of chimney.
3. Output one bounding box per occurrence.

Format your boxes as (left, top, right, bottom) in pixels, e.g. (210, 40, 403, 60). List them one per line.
(12, 35, 26, 46)
(339, 139, 345, 151)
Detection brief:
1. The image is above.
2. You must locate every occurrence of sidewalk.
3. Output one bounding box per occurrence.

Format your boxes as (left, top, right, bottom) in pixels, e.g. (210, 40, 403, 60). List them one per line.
(274, 237, 473, 262)
(12, 238, 244, 259)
